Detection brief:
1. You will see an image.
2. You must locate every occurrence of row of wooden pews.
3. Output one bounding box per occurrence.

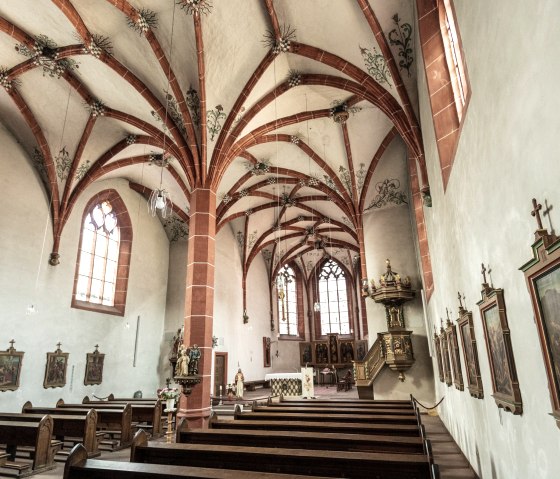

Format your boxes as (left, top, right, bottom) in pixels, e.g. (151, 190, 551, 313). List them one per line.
(63, 396, 439, 479)
(0, 394, 163, 476)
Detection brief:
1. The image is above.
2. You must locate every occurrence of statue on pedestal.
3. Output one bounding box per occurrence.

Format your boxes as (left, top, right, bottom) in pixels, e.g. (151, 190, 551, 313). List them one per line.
(234, 368, 244, 398)
(188, 345, 201, 375)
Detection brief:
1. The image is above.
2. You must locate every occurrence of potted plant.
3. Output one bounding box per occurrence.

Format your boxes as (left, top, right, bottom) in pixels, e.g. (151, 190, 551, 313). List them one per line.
(157, 387, 180, 411)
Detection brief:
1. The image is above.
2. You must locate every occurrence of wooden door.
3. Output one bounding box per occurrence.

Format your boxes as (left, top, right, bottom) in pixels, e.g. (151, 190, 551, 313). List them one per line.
(213, 352, 227, 396)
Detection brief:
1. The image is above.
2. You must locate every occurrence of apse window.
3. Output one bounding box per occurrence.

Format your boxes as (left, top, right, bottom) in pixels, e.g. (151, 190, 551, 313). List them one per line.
(76, 201, 120, 306)
(277, 264, 298, 336)
(441, 0, 469, 119)
(318, 259, 350, 335)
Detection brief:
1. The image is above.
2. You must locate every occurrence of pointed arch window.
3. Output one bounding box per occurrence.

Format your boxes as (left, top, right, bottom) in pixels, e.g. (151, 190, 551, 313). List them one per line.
(318, 259, 350, 335)
(72, 189, 132, 316)
(276, 264, 298, 336)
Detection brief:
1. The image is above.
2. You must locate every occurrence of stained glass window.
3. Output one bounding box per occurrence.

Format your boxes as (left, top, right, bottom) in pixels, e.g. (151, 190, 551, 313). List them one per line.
(277, 264, 298, 335)
(318, 259, 350, 335)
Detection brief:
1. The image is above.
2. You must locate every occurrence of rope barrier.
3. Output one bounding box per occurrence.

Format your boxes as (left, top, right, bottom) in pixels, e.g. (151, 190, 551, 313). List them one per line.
(411, 395, 445, 410)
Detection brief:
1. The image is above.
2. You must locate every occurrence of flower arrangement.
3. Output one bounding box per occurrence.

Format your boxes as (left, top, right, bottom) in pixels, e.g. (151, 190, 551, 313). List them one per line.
(157, 387, 179, 400)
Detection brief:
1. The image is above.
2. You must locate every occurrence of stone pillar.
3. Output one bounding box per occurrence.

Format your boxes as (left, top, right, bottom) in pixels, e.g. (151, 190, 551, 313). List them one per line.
(178, 188, 216, 428)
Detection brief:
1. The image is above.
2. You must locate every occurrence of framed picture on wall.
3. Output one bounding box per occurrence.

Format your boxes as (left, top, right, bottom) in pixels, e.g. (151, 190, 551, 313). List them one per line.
(355, 340, 368, 361)
(439, 326, 452, 387)
(299, 342, 312, 366)
(477, 284, 522, 414)
(0, 340, 24, 391)
(44, 343, 69, 389)
(521, 230, 560, 425)
(446, 319, 464, 391)
(84, 345, 105, 386)
(263, 337, 271, 367)
(457, 300, 484, 399)
(433, 332, 444, 383)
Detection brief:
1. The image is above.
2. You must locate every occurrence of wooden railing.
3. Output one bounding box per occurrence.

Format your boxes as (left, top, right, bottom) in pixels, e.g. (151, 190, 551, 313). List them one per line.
(353, 337, 385, 398)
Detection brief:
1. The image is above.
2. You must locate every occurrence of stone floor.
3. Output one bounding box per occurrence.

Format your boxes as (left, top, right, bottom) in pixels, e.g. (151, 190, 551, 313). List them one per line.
(2, 386, 478, 479)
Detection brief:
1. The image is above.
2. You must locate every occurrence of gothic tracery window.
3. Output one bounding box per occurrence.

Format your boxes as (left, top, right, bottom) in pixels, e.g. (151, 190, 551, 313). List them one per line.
(318, 259, 350, 335)
(72, 190, 132, 316)
(276, 264, 298, 336)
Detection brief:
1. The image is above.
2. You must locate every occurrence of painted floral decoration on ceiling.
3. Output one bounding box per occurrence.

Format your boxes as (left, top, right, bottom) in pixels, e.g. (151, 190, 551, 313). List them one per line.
(55, 147, 72, 181)
(207, 105, 226, 141)
(365, 178, 408, 211)
(164, 215, 189, 242)
(15, 35, 79, 79)
(360, 45, 392, 86)
(246, 159, 271, 176)
(388, 14, 413, 77)
(127, 9, 158, 35)
(0, 66, 21, 91)
(177, 0, 213, 16)
(263, 25, 296, 55)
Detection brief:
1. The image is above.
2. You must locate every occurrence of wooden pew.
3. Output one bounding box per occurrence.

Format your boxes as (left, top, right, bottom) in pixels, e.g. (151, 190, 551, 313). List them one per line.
(0, 410, 99, 458)
(131, 430, 439, 479)
(80, 397, 163, 437)
(234, 409, 419, 425)
(253, 405, 417, 416)
(64, 443, 336, 479)
(278, 397, 415, 409)
(22, 402, 132, 450)
(0, 452, 8, 467)
(0, 415, 58, 475)
(275, 399, 414, 410)
(210, 417, 423, 437)
(107, 393, 158, 402)
(178, 427, 429, 455)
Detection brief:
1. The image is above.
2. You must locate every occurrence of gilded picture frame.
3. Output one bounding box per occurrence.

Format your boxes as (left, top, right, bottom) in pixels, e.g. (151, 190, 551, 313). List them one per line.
(477, 285, 522, 414)
(0, 341, 24, 392)
(440, 327, 452, 387)
(433, 332, 444, 383)
(446, 320, 464, 391)
(521, 232, 560, 426)
(84, 346, 105, 386)
(457, 304, 484, 399)
(44, 345, 69, 389)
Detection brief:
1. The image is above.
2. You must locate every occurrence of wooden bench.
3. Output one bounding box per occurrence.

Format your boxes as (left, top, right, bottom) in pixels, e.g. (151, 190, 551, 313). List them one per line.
(22, 402, 132, 450)
(276, 398, 415, 409)
(0, 410, 99, 458)
(63, 443, 335, 479)
(210, 417, 423, 437)
(235, 410, 420, 425)
(244, 380, 270, 391)
(279, 398, 414, 407)
(131, 430, 439, 479)
(178, 427, 430, 455)
(0, 415, 58, 476)
(0, 452, 8, 467)
(253, 405, 417, 416)
(80, 397, 163, 437)
(107, 394, 158, 402)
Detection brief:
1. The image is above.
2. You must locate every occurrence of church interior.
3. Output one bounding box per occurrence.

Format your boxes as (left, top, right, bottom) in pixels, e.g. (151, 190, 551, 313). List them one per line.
(0, 1, 559, 478)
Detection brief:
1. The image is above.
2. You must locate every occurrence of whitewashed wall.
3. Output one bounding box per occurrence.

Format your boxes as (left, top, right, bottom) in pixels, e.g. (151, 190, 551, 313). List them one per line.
(363, 138, 435, 403)
(0, 124, 169, 411)
(417, 1, 560, 477)
(212, 226, 274, 386)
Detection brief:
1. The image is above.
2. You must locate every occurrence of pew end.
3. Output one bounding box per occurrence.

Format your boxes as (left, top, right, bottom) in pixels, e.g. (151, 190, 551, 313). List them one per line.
(21, 401, 32, 413)
(82, 396, 90, 404)
(108, 393, 115, 401)
(207, 411, 217, 429)
(56, 398, 65, 407)
(130, 428, 149, 462)
(64, 444, 88, 479)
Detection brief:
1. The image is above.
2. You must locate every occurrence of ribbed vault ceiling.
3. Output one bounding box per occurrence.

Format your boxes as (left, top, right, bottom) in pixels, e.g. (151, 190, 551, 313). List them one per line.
(0, 0, 424, 283)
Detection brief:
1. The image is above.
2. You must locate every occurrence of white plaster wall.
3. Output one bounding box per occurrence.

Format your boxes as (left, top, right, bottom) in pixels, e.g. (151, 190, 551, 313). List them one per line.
(213, 227, 273, 385)
(0, 124, 169, 411)
(362, 139, 435, 403)
(416, 1, 560, 477)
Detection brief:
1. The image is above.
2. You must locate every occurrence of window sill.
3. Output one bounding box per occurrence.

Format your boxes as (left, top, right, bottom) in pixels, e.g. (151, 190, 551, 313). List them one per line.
(278, 335, 303, 341)
(71, 299, 125, 317)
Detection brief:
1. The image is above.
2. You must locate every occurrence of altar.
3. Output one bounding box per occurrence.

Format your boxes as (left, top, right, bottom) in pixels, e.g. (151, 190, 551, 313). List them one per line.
(264, 372, 303, 396)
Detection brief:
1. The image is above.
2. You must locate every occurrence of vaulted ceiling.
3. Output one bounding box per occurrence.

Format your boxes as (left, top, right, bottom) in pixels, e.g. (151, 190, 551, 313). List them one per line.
(0, 0, 425, 284)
